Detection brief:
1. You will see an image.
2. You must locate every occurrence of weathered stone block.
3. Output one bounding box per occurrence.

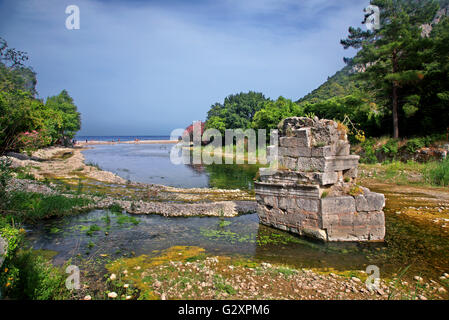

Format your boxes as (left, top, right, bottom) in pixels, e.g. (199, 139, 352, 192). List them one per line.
(263, 196, 278, 208)
(280, 133, 310, 148)
(355, 192, 385, 212)
(335, 141, 350, 156)
(279, 146, 312, 158)
(321, 196, 356, 214)
(296, 197, 320, 213)
(324, 155, 359, 172)
(311, 146, 334, 157)
(314, 172, 338, 185)
(279, 156, 297, 170)
(301, 228, 327, 241)
(297, 157, 326, 172)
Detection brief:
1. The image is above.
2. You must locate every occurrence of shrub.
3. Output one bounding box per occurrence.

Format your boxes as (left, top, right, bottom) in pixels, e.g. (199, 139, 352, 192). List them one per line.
(360, 138, 377, 164)
(380, 139, 399, 158)
(405, 138, 425, 153)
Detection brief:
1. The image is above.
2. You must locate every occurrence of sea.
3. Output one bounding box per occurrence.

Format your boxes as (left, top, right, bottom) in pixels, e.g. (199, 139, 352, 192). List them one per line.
(75, 135, 171, 142)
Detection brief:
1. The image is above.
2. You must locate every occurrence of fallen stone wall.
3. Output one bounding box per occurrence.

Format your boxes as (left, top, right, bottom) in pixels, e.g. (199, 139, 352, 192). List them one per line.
(255, 117, 386, 242)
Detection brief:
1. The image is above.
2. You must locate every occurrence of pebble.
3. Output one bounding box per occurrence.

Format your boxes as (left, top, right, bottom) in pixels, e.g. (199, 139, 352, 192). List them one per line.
(109, 274, 117, 281)
(123, 284, 129, 289)
(438, 287, 447, 294)
(414, 276, 423, 282)
(125, 295, 132, 300)
(83, 295, 92, 301)
(108, 292, 118, 299)
(161, 293, 166, 300)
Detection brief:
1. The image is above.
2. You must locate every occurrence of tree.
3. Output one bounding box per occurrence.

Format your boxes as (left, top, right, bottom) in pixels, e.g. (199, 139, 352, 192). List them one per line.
(341, 0, 439, 138)
(252, 97, 304, 131)
(205, 92, 269, 132)
(45, 90, 81, 140)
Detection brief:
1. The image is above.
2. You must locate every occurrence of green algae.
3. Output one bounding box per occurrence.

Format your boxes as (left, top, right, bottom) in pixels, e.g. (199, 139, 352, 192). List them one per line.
(106, 246, 206, 300)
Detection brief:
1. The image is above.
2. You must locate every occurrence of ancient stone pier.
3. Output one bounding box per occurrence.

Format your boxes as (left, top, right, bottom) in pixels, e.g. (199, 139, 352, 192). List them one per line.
(255, 117, 386, 242)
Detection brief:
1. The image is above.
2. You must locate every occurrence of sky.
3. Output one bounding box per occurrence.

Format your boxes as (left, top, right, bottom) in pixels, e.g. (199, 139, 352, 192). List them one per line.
(0, 0, 370, 136)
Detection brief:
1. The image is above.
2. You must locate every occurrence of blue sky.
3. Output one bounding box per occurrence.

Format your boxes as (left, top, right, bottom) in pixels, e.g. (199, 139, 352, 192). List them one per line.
(0, 0, 369, 135)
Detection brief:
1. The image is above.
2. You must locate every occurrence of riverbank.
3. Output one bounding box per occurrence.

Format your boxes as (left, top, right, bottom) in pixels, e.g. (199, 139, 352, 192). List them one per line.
(2, 145, 449, 300)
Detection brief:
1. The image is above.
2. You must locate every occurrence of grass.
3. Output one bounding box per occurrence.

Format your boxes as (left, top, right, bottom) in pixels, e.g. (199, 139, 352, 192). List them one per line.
(4, 191, 91, 222)
(425, 158, 449, 187)
(360, 159, 449, 187)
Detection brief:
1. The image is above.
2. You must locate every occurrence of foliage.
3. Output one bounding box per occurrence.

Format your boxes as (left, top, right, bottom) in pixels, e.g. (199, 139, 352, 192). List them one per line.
(252, 97, 304, 131)
(0, 38, 81, 154)
(0, 158, 12, 205)
(380, 139, 399, 157)
(5, 192, 91, 222)
(405, 138, 426, 153)
(341, 0, 446, 138)
(360, 138, 379, 164)
(0, 217, 69, 300)
(205, 92, 269, 134)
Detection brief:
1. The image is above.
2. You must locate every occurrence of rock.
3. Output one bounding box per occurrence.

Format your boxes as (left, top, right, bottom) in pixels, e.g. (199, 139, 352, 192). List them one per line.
(83, 295, 92, 300)
(109, 274, 117, 281)
(438, 287, 447, 294)
(161, 293, 166, 300)
(123, 284, 129, 289)
(108, 292, 118, 299)
(125, 295, 132, 300)
(414, 276, 423, 282)
(351, 277, 361, 283)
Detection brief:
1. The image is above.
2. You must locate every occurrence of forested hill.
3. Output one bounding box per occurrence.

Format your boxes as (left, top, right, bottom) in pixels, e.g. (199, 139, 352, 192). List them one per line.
(296, 66, 360, 104)
(298, 0, 449, 106)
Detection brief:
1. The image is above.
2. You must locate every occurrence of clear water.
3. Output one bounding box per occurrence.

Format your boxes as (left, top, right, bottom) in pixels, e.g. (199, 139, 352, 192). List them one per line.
(26, 210, 372, 271)
(82, 143, 260, 190)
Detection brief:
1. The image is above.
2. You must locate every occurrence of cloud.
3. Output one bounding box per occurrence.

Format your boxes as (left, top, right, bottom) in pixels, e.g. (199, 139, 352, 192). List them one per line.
(0, 0, 369, 135)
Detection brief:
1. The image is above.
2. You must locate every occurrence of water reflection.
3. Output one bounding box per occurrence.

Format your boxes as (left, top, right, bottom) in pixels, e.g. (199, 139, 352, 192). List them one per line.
(82, 143, 262, 190)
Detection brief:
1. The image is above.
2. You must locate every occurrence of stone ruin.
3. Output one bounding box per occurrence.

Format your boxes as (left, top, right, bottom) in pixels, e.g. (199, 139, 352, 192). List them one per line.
(254, 117, 386, 242)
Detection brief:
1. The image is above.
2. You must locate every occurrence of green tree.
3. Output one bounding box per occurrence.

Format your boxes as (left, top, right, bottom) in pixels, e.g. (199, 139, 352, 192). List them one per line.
(252, 97, 304, 131)
(45, 90, 81, 140)
(341, 0, 439, 138)
(205, 92, 269, 131)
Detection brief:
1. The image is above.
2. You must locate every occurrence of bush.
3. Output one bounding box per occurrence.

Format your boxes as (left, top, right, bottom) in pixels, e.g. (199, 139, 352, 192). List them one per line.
(380, 139, 399, 158)
(360, 138, 377, 164)
(405, 138, 426, 153)
(0, 217, 70, 300)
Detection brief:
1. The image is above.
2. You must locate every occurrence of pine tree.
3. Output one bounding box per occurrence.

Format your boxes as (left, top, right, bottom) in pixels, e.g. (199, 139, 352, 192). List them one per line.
(341, 0, 438, 138)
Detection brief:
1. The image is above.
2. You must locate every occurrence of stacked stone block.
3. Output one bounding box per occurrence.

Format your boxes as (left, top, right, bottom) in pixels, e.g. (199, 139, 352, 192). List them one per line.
(255, 117, 386, 242)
